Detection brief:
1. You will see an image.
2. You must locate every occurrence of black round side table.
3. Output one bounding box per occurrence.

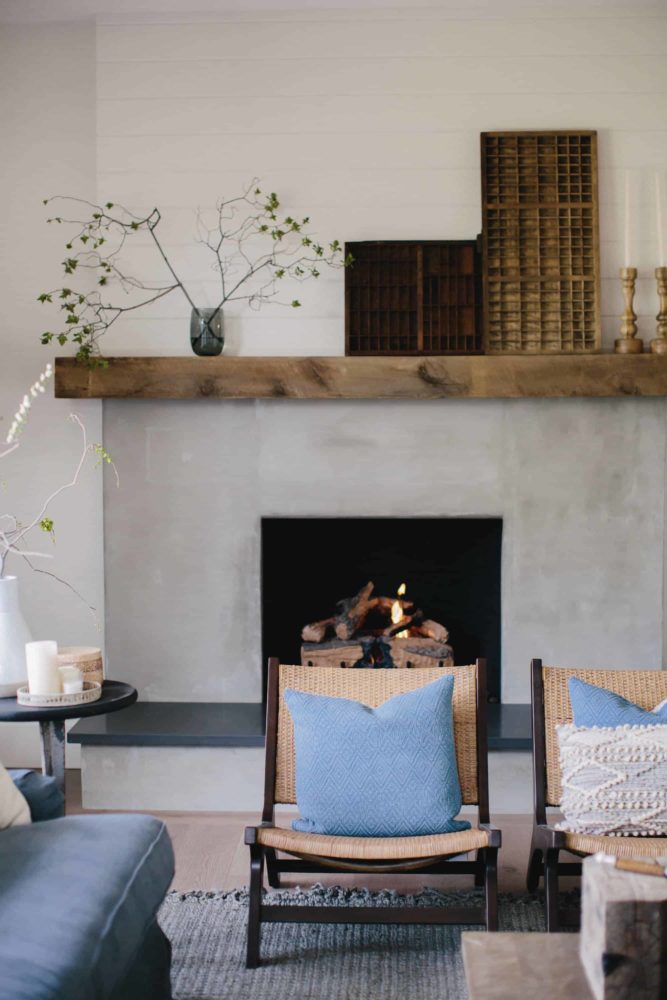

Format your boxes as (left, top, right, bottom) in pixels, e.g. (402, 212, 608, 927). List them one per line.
(0, 680, 137, 794)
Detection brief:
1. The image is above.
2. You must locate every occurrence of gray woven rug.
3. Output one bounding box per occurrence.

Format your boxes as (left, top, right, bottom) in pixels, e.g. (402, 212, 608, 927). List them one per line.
(160, 885, 553, 1000)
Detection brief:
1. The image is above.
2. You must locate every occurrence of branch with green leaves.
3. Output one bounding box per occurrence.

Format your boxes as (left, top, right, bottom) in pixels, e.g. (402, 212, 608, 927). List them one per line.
(39, 180, 352, 365)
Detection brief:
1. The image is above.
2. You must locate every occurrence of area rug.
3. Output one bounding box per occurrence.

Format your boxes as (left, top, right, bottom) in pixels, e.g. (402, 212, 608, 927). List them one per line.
(160, 885, 560, 1000)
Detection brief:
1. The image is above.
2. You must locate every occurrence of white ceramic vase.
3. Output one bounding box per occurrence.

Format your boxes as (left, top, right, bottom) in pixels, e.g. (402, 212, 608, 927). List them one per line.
(0, 576, 31, 697)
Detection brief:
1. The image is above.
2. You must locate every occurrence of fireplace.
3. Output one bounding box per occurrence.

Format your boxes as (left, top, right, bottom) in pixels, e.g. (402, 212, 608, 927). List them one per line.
(261, 517, 502, 701)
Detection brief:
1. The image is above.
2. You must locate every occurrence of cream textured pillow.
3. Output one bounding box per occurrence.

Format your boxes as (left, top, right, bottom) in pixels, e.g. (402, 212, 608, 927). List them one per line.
(0, 763, 30, 829)
(556, 723, 667, 837)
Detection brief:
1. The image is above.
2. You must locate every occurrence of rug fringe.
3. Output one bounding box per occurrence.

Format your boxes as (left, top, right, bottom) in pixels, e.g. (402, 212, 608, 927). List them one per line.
(165, 884, 580, 908)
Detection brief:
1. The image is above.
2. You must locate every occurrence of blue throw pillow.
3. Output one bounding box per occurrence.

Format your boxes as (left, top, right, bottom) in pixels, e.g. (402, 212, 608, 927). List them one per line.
(8, 769, 64, 822)
(285, 675, 470, 837)
(568, 677, 667, 728)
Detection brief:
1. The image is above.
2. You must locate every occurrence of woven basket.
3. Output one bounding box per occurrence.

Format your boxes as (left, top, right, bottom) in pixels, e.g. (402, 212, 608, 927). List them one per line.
(56, 646, 104, 686)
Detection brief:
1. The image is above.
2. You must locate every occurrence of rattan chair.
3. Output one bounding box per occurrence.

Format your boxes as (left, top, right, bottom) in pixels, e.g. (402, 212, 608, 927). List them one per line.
(244, 658, 500, 967)
(527, 658, 667, 931)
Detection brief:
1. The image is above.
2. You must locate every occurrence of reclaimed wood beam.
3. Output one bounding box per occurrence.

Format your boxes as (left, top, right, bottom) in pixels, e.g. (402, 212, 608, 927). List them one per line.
(55, 355, 667, 400)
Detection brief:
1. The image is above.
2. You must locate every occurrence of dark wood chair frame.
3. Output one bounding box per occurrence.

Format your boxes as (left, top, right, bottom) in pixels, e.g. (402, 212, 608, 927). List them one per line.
(245, 657, 501, 968)
(526, 658, 582, 931)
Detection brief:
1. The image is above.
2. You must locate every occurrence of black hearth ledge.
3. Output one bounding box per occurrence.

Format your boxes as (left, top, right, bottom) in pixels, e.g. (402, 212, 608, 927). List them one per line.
(68, 701, 530, 750)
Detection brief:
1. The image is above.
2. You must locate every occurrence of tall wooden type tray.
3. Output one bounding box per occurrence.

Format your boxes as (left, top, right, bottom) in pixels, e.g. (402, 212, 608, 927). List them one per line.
(481, 130, 601, 353)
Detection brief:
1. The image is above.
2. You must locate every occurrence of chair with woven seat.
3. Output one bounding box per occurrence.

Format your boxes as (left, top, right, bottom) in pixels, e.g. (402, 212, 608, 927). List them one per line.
(245, 658, 501, 967)
(526, 658, 667, 931)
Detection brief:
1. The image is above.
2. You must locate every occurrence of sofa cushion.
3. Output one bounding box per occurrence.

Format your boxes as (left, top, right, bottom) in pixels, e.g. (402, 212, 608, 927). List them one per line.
(9, 769, 64, 822)
(0, 814, 174, 1000)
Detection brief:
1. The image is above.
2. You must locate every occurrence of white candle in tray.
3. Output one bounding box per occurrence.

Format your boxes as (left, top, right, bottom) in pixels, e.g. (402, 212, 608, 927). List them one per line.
(25, 641, 61, 695)
(58, 665, 83, 695)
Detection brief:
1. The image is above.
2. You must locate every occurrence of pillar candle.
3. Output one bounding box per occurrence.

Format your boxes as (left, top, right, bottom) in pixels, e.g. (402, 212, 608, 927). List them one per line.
(25, 641, 61, 695)
(656, 171, 665, 266)
(58, 665, 83, 695)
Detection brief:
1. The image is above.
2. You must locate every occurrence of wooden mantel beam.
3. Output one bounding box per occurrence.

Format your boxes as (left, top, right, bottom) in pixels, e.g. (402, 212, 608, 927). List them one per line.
(54, 355, 667, 400)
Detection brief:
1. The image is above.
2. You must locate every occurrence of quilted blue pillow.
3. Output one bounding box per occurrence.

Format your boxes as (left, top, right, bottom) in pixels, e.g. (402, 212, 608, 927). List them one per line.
(284, 675, 470, 837)
(568, 677, 667, 728)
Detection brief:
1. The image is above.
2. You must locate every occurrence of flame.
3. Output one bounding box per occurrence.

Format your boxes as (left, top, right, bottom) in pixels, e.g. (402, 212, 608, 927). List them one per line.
(391, 582, 409, 638)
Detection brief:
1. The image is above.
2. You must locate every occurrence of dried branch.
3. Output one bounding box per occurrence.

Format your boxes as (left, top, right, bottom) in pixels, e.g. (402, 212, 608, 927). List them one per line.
(1, 372, 117, 621)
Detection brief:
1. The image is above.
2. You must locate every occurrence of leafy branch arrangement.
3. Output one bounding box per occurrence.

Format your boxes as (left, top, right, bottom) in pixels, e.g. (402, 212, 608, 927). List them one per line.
(38, 179, 352, 365)
(1, 365, 117, 616)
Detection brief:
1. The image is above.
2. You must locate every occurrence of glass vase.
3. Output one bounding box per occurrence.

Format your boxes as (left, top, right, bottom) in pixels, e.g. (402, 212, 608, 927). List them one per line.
(190, 307, 224, 357)
(0, 576, 31, 697)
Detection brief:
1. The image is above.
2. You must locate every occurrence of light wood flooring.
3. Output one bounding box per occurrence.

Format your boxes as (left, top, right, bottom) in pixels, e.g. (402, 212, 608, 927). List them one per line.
(65, 770, 543, 894)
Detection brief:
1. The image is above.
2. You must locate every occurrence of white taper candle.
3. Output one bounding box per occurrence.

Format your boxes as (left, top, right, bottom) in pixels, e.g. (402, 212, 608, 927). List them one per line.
(624, 171, 632, 268)
(656, 171, 665, 266)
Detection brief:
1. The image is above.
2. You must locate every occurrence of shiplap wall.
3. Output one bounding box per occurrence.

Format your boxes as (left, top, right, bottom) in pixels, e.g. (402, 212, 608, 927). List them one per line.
(0, 22, 101, 766)
(96, 5, 667, 356)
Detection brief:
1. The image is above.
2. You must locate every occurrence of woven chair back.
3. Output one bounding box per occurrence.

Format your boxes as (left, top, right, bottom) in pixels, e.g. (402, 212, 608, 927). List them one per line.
(274, 664, 479, 805)
(542, 666, 667, 806)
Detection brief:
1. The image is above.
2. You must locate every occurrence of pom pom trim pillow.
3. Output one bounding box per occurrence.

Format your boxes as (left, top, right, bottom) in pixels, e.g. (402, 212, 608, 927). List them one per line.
(284, 675, 470, 838)
(568, 676, 667, 728)
(556, 722, 667, 837)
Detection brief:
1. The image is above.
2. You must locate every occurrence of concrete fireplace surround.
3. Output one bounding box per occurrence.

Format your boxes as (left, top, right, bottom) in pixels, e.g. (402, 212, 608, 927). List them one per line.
(72, 394, 667, 812)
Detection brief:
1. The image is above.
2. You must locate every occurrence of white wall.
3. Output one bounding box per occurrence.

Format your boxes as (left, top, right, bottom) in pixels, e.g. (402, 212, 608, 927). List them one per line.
(0, 22, 102, 764)
(94, 4, 667, 357)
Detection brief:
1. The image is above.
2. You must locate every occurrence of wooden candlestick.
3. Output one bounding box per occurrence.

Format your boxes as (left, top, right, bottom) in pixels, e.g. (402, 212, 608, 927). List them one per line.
(650, 266, 667, 354)
(615, 266, 643, 354)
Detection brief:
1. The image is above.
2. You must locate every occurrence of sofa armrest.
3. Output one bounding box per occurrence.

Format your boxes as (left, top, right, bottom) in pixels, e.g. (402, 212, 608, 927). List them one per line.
(9, 769, 65, 822)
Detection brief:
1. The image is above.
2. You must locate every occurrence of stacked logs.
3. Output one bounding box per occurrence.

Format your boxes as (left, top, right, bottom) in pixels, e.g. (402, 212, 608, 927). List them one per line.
(301, 581, 454, 669)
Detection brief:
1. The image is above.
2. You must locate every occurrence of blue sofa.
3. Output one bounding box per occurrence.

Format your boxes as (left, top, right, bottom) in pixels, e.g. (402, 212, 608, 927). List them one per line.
(0, 771, 174, 1000)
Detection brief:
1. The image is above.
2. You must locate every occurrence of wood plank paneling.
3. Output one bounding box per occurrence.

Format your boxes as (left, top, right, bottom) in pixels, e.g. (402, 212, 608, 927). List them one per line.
(97, 17, 667, 63)
(95, 10, 667, 358)
(96, 55, 667, 101)
(97, 93, 663, 137)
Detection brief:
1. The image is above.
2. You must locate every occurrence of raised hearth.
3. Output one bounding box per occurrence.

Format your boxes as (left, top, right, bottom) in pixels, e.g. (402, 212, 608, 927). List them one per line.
(68, 701, 529, 750)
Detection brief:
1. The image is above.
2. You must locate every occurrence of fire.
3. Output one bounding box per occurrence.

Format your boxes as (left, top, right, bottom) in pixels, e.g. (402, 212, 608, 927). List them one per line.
(391, 582, 409, 638)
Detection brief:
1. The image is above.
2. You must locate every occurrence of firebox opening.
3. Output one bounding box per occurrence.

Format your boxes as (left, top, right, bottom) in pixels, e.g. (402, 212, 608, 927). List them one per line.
(261, 516, 502, 702)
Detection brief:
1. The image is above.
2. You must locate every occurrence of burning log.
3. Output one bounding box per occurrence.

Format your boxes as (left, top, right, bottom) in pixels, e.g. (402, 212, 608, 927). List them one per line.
(334, 581, 376, 640)
(374, 596, 414, 615)
(383, 609, 424, 637)
(413, 619, 449, 642)
(301, 581, 453, 667)
(301, 593, 416, 643)
(301, 617, 335, 643)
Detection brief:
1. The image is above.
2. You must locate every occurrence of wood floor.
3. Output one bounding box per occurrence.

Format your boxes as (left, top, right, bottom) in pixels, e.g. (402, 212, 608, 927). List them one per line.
(65, 770, 541, 894)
